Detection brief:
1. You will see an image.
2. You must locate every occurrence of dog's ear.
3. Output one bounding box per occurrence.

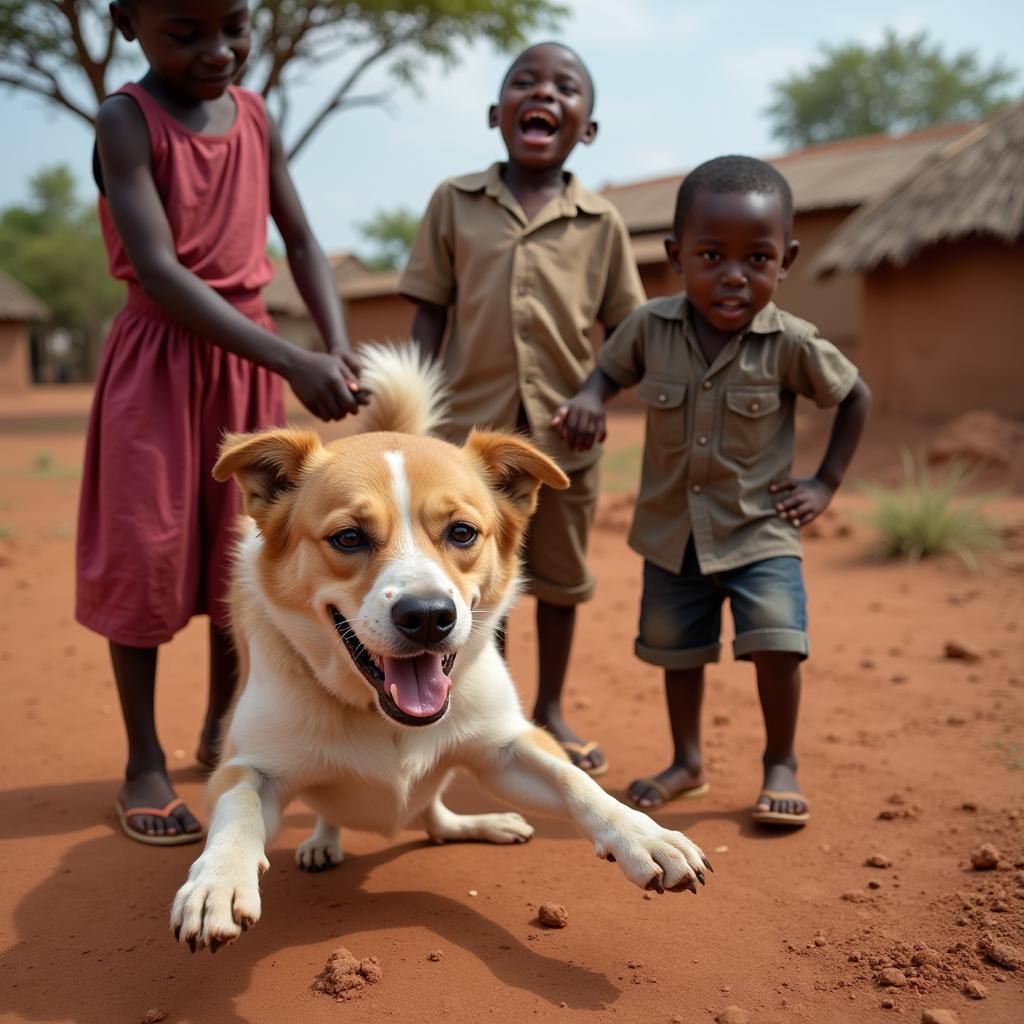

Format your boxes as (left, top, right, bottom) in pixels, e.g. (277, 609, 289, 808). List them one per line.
(214, 428, 323, 522)
(464, 430, 569, 518)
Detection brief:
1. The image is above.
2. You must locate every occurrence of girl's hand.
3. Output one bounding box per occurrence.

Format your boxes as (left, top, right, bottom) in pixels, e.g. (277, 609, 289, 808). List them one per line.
(769, 476, 834, 527)
(287, 349, 365, 421)
(330, 346, 371, 409)
(550, 393, 607, 452)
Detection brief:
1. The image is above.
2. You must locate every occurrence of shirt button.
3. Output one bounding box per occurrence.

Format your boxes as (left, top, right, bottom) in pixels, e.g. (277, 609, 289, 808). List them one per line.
(697, 434, 708, 445)
(750, 401, 761, 412)
(702, 380, 713, 390)
(657, 393, 667, 403)
(692, 483, 702, 494)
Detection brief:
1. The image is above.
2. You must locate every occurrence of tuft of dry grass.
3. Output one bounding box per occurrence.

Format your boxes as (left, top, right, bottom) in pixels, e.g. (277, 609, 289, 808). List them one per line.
(861, 449, 1003, 569)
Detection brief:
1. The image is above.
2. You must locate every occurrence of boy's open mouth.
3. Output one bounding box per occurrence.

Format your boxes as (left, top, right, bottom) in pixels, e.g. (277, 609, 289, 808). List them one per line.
(519, 108, 558, 140)
(330, 606, 454, 726)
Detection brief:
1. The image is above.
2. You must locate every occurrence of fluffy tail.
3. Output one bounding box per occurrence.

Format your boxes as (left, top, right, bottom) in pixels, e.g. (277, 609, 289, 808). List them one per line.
(356, 342, 449, 436)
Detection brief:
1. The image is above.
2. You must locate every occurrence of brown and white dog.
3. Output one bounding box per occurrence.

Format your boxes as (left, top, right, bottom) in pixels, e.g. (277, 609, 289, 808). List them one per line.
(171, 345, 710, 953)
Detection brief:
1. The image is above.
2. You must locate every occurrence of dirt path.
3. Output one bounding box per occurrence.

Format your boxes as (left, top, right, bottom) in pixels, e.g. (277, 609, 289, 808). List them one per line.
(0, 404, 1021, 1024)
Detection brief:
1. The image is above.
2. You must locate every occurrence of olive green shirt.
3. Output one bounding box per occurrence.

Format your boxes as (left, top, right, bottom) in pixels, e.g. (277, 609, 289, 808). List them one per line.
(400, 163, 645, 471)
(597, 294, 859, 574)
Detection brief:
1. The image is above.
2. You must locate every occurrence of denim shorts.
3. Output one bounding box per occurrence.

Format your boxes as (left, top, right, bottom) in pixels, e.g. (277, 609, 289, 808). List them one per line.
(635, 540, 809, 669)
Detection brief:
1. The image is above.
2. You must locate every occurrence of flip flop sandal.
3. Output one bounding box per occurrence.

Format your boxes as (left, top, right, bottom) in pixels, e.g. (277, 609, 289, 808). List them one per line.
(627, 777, 711, 810)
(751, 790, 810, 826)
(559, 740, 609, 777)
(115, 796, 204, 846)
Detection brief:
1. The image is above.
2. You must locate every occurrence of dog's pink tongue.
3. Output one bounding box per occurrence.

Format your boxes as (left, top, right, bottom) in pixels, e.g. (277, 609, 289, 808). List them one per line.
(384, 654, 451, 717)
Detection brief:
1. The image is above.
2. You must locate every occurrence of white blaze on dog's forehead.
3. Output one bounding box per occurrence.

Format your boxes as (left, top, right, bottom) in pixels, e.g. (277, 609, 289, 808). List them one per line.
(384, 450, 413, 551)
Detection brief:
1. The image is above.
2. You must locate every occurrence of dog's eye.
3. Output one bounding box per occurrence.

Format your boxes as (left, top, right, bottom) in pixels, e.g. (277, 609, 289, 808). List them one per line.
(328, 528, 367, 552)
(447, 522, 478, 547)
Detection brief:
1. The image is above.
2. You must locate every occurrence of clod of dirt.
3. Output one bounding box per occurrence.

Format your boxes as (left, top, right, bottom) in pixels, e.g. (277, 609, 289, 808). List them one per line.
(140, 1012, 168, 1024)
(969, 843, 1001, 870)
(427, 950, 443, 962)
(920, 1011, 960, 1024)
(881, 997, 896, 1009)
(866, 853, 892, 869)
(977, 933, 1021, 970)
(877, 967, 908, 987)
(715, 1007, 751, 1024)
(943, 641, 980, 663)
(927, 410, 1023, 469)
(841, 890, 872, 902)
(312, 947, 382, 1001)
(963, 979, 987, 999)
(538, 902, 569, 928)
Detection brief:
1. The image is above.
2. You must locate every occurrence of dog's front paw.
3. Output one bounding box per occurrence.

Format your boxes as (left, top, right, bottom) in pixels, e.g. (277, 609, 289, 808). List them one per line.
(170, 850, 269, 952)
(594, 813, 711, 894)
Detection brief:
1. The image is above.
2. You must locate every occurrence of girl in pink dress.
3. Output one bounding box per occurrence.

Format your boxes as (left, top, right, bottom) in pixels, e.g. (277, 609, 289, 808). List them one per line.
(77, 0, 366, 844)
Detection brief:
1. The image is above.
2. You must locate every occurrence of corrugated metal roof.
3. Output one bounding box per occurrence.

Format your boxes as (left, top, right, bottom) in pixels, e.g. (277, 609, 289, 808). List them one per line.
(602, 121, 975, 234)
(0, 269, 50, 321)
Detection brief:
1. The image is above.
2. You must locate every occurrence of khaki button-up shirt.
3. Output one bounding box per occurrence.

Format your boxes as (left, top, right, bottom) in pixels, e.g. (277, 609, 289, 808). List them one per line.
(597, 294, 859, 574)
(400, 163, 645, 471)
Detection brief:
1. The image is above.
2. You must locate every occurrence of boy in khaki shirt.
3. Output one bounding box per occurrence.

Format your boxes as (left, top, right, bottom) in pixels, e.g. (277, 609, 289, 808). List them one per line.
(400, 42, 645, 775)
(555, 156, 871, 824)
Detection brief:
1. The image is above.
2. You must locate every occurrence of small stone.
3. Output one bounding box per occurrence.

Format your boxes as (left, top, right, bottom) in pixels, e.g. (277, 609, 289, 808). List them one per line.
(841, 890, 872, 902)
(961, 801, 977, 812)
(970, 843, 1001, 870)
(538, 902, 569, 928)
(881, 997, 895, 1009)
(946, 715, 966, 725)
(978, 933, 1021, 969)
(963, 979, 987, 999)
(714, 845, 729, 854)
(878, 967, 908, 987)
(943, 640, 980, 662)
(141, 1012, 168, 1024)
(867, 880, 882, 889)
(626, 959, 643, 969)
(467, 889, 478, 897)
(715, 1007, 751, 1024)
(920, 1011, 960, 1024)
(427, 950, 443, 961)
(866, 853, 892, 869)
(813, 933, 827, 947)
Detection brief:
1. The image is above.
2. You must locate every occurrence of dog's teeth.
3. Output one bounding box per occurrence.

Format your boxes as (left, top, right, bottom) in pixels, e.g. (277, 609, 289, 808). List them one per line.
(390, 684, 400, 703)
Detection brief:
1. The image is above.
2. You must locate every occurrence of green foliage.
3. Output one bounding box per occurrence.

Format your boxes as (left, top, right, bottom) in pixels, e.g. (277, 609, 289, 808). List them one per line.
(0, 0, 566, 158)
(861, 449, 1003, 569)
(767, 30, 1018, 148)
(0, 164, 122, 376)
(356, 207, 421, 271)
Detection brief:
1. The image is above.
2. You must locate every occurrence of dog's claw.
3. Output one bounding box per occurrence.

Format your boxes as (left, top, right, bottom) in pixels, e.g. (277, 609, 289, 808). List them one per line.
(210, 938, 221, 954)
(187, 937, 197, 954)
(646, 875, 665, 894)
(173, 926, 180, 941)
(606, 853, 616, 863)
(702, 856, 714, 873)
(696, 871, 706, 886)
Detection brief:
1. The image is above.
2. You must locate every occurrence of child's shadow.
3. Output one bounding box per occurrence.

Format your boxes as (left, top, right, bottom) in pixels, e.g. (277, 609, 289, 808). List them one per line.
(0, 782, 619, 1022)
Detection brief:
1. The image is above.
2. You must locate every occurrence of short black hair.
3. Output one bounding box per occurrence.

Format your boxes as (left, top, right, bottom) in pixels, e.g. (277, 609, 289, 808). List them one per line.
(673, 155, 794, 240)
(499, 41, 596, 116)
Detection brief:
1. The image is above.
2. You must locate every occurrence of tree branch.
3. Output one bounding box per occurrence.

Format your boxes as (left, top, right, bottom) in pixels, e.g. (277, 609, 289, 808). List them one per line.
(0, 71, 95, 124)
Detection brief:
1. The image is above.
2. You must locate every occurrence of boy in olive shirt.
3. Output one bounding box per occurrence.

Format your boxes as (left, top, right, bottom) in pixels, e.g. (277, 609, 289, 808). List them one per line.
(554, 156, 871, 824)
(400, 42, 645, 775)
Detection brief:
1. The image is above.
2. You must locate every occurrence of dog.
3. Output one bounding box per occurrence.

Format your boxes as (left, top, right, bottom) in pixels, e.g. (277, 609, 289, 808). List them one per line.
(171, 344, 710, 953)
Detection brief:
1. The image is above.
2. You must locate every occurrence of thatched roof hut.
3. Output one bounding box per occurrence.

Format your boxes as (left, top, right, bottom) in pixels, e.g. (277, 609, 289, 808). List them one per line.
(813, 101, 1024, 276)
(0, 268, 49, 323)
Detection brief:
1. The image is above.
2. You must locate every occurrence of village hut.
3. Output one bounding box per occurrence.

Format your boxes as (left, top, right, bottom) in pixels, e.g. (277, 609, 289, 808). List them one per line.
(813, 100, 1024, 416)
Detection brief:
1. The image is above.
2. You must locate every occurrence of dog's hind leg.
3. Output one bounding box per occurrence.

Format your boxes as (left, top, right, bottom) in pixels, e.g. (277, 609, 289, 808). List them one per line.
(421, 794, 534, 845)
(296, 816, 343, 872)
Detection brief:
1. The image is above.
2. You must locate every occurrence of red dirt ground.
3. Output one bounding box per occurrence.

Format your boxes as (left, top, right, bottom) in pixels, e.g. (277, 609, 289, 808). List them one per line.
(1, 391, 1022, 1024)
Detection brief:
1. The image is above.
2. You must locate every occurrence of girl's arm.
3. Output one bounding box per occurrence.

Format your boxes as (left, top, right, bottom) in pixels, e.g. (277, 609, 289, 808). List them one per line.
(96, 96, 357, 421)
(266, 112, 365, 413)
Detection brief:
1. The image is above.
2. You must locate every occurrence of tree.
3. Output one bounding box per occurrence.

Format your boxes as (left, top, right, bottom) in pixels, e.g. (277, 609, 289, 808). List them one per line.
(0, 164, 122, 378)
(766, 30, 1018, 148)
(356, 206, 420, 271)
(0, 0, 565, 159)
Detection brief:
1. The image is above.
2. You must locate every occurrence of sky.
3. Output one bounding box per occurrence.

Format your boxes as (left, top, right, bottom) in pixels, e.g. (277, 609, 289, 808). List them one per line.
(0, 0, 1022, 257)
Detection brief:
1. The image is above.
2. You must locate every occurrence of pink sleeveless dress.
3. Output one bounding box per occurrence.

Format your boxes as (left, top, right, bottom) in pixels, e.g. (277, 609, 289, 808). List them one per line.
(76, 84, 285, 646)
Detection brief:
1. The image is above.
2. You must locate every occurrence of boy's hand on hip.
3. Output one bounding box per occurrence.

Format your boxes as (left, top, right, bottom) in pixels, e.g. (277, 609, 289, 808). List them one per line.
(550, 395, 606, 452)
(287, 349, 364, 421)
(769, 476, 834, 527)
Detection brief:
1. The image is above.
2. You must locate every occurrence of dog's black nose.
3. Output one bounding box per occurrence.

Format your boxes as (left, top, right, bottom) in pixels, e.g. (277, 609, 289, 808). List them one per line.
(391, 595, 457, 646)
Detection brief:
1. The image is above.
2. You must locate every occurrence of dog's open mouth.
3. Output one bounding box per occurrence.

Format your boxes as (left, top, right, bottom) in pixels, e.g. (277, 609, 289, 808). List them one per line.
(330, 607, 455, 726)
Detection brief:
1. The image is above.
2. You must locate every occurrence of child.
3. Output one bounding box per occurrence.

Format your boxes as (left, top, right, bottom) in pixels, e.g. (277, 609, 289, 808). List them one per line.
(77, 0, 366, 844)
(400, 42, 646, 775)
(554, 155, 871, 825)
